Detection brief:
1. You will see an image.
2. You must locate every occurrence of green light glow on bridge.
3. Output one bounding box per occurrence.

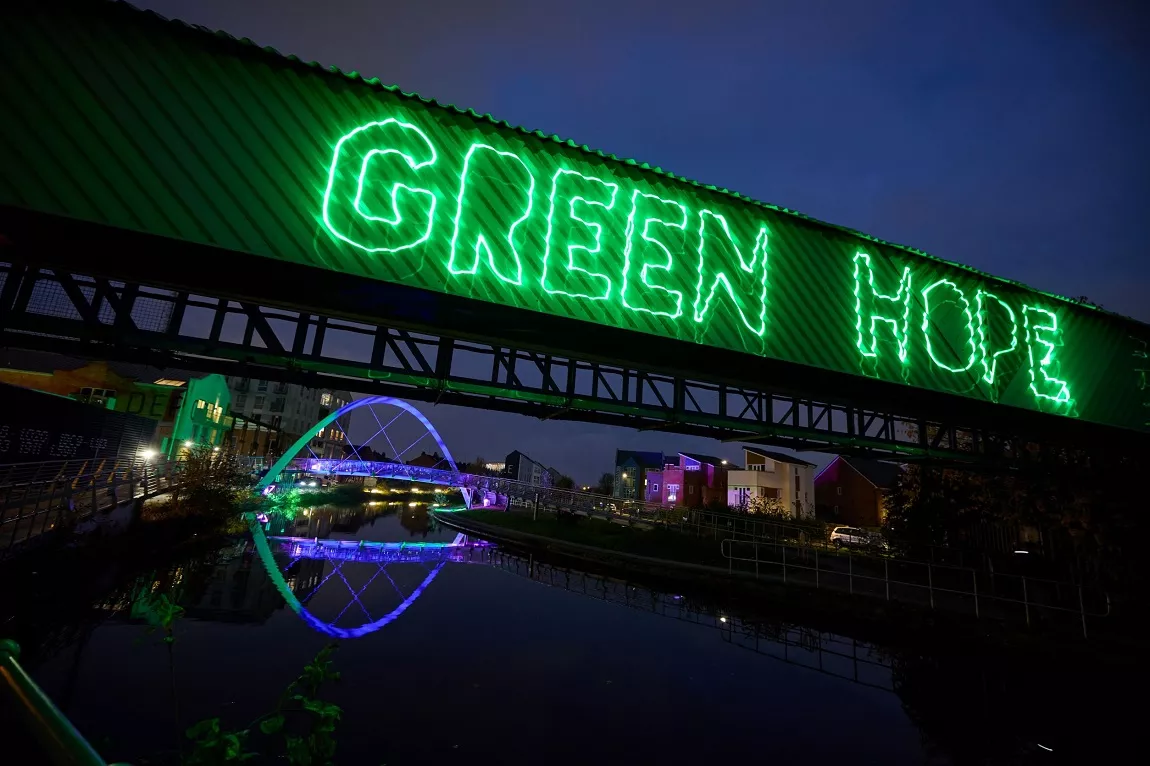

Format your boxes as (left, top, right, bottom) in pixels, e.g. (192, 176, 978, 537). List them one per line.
(321, 117, 1075, 412)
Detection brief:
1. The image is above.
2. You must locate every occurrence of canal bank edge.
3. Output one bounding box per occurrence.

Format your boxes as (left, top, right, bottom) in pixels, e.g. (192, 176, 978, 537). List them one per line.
(431, 510, 1140, 662)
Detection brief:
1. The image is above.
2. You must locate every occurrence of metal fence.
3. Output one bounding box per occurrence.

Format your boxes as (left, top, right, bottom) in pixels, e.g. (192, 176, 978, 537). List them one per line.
(719, 537, 1108, 638)
(0, 458, 181, 558)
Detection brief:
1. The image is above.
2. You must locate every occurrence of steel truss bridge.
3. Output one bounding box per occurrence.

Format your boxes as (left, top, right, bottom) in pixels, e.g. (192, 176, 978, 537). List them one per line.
(0, 256, 1142, 471)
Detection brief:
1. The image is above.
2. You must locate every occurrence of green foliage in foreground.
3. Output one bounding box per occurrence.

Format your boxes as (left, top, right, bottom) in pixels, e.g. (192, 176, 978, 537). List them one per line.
(183, 644, 343, 765)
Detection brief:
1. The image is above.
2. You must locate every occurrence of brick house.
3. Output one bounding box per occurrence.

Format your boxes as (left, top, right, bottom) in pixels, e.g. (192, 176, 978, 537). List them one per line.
(813, 456, 901, 528)
(644, 452, 729, 507)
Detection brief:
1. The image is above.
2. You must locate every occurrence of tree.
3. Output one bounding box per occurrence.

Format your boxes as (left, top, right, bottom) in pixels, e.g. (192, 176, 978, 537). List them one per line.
(594, 472, 614, 495)
(165, 444, 251, 519)
(746, 494, 790, 519)
(555, 475, 575, 490)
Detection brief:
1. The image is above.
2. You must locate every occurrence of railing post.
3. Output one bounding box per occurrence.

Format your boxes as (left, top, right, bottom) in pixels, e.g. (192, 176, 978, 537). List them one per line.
(1022, 576, 1030, 627)
(884, 558, 890, 601)
(782, 543, 786, 584)
(1078, 584, 1087, 639)
(533, 493, 539, 521)
(927, 562, 934, 610)
(973, 569, 979, 619)
(90, 478, 98, 514)
(754, 541, 759, 579)
(0, 640, 107, 766)
(815, 547, 819, 589)
(848, 551, 853, 595)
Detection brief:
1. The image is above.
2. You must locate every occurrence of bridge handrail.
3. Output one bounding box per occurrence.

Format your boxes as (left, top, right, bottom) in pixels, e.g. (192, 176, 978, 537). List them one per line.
(0, 639, 118, 765)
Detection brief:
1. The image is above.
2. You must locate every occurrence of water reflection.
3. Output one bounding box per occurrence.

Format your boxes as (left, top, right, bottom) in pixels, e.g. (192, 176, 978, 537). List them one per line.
(7, 502, 1142, 763)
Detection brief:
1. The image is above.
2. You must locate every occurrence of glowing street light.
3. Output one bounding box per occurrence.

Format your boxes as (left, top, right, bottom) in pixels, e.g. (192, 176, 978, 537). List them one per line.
(140, 449, 157, 461)
(184, 440, 194, 448)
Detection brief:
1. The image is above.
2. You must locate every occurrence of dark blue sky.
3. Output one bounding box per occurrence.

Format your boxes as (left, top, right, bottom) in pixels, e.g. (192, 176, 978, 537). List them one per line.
(144, 0, 1149, 482)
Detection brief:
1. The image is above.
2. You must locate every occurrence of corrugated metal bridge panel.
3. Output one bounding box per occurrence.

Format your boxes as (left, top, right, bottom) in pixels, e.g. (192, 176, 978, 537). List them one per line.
(0, 0, 1146, 434)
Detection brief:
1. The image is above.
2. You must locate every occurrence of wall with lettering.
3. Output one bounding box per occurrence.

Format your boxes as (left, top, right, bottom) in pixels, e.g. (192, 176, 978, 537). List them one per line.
(0, 383, 157, 463)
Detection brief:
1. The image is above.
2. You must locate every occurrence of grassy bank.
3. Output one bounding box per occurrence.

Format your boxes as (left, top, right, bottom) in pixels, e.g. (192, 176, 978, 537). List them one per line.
(457, 509, 730, 568)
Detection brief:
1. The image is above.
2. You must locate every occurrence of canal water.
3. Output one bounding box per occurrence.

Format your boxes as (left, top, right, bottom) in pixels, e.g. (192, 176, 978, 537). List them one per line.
(5, 503, 1141, 764)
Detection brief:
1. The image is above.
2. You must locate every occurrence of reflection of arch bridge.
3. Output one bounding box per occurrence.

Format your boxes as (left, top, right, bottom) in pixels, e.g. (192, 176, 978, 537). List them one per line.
(258, 529, 893, 691)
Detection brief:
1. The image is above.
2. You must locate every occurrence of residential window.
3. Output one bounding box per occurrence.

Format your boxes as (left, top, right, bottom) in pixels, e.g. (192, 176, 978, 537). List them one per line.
(257, 380, 268, 392)
(834, 505, 840, 515)
(837, 486, 843, 496)
(652, 483, 659, 492)
(253, 396, 265, 410)
(321, 392, 332, 406)
(271, 397, 286, 412)
(688, 485, 694, 494)
(235, 394, 247, 408)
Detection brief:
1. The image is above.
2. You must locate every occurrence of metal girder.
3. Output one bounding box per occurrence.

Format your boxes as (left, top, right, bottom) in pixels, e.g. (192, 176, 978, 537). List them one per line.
(0, 260, 1140, 469)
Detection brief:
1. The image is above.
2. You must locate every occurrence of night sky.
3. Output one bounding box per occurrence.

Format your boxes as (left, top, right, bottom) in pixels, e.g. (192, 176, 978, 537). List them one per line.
(142, 0, 1149, 483)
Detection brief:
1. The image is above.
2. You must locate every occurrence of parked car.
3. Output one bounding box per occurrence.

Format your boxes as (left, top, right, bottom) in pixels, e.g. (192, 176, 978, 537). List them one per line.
(830, 526, 887, 551)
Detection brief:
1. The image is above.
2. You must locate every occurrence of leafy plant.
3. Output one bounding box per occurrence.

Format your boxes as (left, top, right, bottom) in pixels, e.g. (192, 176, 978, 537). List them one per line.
(181, 643, 343, 765)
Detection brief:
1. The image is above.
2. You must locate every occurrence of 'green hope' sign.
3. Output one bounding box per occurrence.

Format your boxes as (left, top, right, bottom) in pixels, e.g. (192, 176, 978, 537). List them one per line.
(320, 116, 1071, 412)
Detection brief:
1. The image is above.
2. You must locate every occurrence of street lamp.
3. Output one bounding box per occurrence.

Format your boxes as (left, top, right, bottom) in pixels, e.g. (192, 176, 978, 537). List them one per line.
(140, 448, 157, 461)
(721, 459, 728, 465)
(621, 472, 628, 479)
(184, 440, 194, 448)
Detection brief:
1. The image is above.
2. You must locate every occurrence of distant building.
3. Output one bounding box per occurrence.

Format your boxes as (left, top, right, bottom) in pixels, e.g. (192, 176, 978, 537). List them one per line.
(226, 378, 351, 459)
(504, 450, 546, 485)
(0, 353, 231, 458)
(613, 450, 665, 500)
(645, 452, 729, 507)
(814, 456, 901, 528)
(309, 389, 353, 459)
(727, 447, 816, 519)
(406, 450, 446, 469)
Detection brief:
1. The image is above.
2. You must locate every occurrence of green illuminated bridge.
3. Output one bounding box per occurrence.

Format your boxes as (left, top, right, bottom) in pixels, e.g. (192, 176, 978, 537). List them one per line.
(1, 0, 1148, 467)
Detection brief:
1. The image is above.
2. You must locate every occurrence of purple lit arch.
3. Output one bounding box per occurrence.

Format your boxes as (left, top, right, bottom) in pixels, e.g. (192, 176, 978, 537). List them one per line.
(254, 395, 466, 501)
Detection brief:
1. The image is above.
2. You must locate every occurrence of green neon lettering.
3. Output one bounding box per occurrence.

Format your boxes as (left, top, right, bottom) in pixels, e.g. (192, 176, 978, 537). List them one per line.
(692, 210, 769, 337)
(853, 252, 912, 362)
(975, 290, 1019, 386)
(621, 191, 687, 319)
(920, 279, 977, 373)
(321, 119, 438, 253)
(447, 143, 535, 286)
(540, 169, 619, 301)
(1022, 305, 1071, 404)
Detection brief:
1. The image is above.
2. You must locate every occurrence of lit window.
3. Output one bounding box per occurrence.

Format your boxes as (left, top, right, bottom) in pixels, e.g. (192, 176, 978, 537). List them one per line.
(321, 392, 332, 406)
(837, 486, 843, 496)
(153, 378, 186, 387)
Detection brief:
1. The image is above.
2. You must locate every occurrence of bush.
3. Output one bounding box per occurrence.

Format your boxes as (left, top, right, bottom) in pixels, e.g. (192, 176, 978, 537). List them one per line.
(142, 445, 252, 526)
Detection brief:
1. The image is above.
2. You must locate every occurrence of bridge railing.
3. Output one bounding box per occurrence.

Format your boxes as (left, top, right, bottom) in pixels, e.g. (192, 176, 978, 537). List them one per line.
(719, 537, 1109, 638)
(0, 639, 116, 765)
(0, 458, 182, 559)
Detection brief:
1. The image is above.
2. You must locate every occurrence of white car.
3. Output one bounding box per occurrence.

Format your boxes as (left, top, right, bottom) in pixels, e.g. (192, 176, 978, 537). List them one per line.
(830, 526, 886, 550)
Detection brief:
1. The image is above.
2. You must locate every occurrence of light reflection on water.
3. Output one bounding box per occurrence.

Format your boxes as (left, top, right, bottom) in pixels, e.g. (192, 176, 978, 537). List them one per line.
(12, 502, 1142, 764)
